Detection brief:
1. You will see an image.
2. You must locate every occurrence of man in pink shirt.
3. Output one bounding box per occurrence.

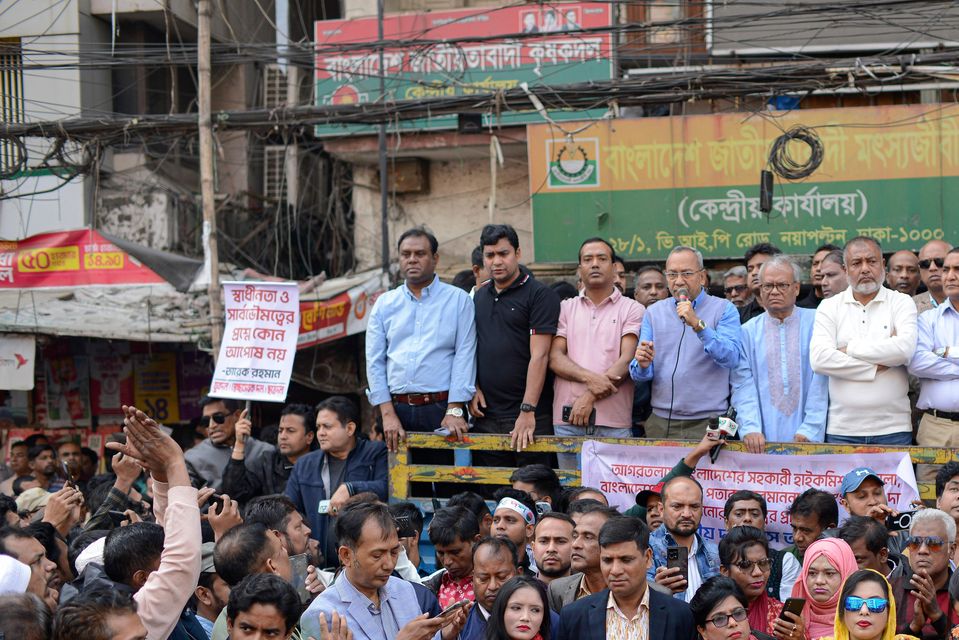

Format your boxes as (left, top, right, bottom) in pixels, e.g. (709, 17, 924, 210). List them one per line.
(550, 238, 645, 469)
(106, 405, 202, 640)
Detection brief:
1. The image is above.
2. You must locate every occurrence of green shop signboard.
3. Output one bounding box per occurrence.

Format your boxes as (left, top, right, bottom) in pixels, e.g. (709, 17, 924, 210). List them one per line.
(313, 3, 612, 137)
(527, 104, 959, 262)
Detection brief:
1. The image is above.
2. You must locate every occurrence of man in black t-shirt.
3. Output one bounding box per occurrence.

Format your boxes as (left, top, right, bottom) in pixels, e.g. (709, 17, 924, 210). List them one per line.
(470, 224, 560, 472)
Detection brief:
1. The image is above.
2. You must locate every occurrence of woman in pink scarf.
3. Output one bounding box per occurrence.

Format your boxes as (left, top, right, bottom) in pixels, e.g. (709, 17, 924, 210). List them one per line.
(792, 538, 859, 640)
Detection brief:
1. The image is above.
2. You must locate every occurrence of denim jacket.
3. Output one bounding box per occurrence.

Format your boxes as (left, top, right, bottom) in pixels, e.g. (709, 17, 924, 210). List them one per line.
(647, 524, 720, 599)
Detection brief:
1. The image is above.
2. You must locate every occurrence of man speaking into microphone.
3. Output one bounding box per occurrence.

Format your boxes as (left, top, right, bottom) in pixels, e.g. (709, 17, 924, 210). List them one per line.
(629, 245, 743, 439)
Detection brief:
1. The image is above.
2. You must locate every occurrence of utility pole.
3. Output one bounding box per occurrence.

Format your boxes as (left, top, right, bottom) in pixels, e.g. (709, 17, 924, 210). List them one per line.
(198, 0, 223, 359)
(377, 0, 389, 273)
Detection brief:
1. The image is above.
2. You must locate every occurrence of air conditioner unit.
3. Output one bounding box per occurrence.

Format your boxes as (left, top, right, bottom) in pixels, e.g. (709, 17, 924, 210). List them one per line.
(263, 64, 306, 108)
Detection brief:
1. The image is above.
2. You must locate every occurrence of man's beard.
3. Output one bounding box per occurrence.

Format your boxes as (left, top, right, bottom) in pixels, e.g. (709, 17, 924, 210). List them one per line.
(538, 559, 572, 578)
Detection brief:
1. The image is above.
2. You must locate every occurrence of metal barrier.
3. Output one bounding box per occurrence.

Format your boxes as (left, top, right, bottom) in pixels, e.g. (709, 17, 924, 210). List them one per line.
(390, 433, 959, 502)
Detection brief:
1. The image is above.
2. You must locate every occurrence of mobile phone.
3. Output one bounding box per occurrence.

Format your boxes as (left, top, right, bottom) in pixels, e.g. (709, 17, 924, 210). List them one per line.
(395, 514, 418, 538)
(289, 553, 312, 604)
(438, 599, 470, 618)
(666, 545, 688, 582)
(108, 510, 129, 527)
(562, 405, 597, 426)
(58, 461, 78, 489)
(886, 510, 918, 531)
(779, 597, 805, 619)
(318, 500, 331, 515)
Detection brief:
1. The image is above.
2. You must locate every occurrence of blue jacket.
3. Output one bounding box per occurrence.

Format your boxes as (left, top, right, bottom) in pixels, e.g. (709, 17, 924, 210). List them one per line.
(556, 588, 696, 640)
(285, 438, 388, 566)
(300, 574, 427, 640)
(647, 525, 720, 599)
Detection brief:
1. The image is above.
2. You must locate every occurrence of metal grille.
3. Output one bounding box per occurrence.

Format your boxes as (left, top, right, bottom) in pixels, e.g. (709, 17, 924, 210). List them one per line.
(0, 38, 24, 177)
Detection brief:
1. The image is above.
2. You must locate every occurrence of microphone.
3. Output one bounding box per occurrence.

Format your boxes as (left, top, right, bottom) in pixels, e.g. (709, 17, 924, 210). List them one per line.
(676, 287, 689, 303)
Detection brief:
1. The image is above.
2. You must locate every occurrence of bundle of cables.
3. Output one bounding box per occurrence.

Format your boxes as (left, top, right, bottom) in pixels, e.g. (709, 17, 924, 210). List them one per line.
(767, 125, 824, 180)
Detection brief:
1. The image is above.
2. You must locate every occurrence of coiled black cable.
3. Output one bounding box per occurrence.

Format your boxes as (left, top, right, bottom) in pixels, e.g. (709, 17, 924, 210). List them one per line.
(768, 125, 824, 180)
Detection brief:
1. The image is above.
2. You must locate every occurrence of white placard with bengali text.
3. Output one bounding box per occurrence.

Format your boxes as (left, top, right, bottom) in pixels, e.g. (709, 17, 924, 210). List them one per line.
(581, 440, 919, 548)
(210, 282, 300, 402)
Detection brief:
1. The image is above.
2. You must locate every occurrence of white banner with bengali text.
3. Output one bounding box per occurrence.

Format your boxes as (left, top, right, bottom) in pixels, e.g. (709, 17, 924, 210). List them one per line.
(581, 441, 919, 549)
(211, 282, 300, 402)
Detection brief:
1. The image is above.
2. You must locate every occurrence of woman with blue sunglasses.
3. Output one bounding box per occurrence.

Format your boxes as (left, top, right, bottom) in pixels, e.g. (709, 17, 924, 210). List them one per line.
(819, 569, 917, 640)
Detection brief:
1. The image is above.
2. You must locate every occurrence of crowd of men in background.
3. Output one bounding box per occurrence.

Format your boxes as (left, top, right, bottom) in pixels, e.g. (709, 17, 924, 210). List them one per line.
(0, 223, 956, 639)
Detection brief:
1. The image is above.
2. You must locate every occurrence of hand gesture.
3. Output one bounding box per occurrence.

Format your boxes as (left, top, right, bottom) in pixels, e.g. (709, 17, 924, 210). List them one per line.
(584, 372, 616, 399)
(328, 484, 351, 517)
(634, 341, 655, 368)
(569, 393, 595, 427)
(304, 564, 327, 595)
(207, 494, 243, 541)
(676, 300, 700, 329)
(109, 405, 185, 483)
(910, 568, 944, 624)
(395, 613, 447, 640)
(196, 486, 216, 509)
(309, 612, 353, 640)
(469, 388, 487, 418)
(510, 411, 536, 452)
(743, 432, 766, 454)
(772, 610, 804, 640)
(654, 565, 687, 594)
(234, 409, 251, 450)
(112, 452, 143, 490)
(381, 411, 406, 453)
(42, 486, 84, 535)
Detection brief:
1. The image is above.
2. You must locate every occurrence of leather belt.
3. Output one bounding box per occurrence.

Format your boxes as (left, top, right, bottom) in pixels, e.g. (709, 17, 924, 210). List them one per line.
(927, 408, 959, 422)
(392, 391, 449, 406)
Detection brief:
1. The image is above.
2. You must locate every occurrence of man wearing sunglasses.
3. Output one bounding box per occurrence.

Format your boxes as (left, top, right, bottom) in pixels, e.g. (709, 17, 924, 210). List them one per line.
(721, 266, 752, 309)
(185, 397, 274, 491)
(909, 247, 959, 483)
(913, 239, 953, 314)
(899, 508, 957, 638)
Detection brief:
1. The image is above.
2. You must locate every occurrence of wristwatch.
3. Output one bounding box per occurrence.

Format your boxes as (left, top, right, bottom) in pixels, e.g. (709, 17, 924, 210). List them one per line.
(694, 319, 707, 332)
(520, 403, 536, 413)
(445, 407, 464, 418)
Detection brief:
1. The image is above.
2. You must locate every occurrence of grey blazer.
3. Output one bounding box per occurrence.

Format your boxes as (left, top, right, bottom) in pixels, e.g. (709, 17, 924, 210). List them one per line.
(547, 573, 583, 613)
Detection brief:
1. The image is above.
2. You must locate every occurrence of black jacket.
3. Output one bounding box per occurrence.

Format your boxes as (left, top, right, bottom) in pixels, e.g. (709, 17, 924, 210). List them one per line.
(555, 587, 696, 640)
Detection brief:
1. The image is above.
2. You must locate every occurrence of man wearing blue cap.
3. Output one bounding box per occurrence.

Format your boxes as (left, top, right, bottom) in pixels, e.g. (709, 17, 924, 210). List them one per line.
(839, 467, 907, 556)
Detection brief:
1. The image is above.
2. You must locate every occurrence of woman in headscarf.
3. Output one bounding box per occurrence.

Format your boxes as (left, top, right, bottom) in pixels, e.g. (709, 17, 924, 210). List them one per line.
(817, 568, 917, 640)
(791, 538, 859, 640)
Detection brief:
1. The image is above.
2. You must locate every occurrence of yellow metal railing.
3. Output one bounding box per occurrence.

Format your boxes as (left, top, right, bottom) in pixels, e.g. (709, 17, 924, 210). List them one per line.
(390, 434, 959, 502)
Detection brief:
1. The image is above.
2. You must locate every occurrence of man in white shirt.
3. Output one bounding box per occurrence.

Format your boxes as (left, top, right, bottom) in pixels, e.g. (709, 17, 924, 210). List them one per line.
(810, 236, 918, 444)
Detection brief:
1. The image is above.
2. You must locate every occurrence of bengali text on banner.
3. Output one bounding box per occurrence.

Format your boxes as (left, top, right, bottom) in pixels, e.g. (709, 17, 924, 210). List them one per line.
(211, 282, 300, 403)
(581, 441, 919, 549)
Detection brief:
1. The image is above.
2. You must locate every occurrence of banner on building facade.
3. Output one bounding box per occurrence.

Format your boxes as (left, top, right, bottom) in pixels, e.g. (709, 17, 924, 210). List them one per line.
(313, 2, 613, 136)
(211, 282, 300, 402)
(0, 229, 166, 288)
(581, 440, 919, 548)
(0, 334, 35, 391)
(298, 271, 387, 349)
(527, 104, 959, 261)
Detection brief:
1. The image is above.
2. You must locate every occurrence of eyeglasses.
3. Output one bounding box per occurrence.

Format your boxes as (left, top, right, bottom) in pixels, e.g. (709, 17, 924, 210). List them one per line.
(199, 412, 228, 427)
(664, 269, 703, 280)
(907, 535, 945, 552)
(706, 607, 748, 628)
(843, 596, 888, 613)
(724, 285, 747, 295)
(918, 258, 945, 269)
(733, 558, 772, 572)
(760, 283, 794, 293)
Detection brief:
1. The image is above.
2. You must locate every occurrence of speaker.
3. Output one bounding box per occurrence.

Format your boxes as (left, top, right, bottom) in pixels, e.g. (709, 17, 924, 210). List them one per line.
(457, 113, 483, 134)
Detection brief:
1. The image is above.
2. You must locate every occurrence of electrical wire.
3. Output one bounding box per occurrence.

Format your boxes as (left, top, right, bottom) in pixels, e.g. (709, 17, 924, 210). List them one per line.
(767, 125, 825, 180)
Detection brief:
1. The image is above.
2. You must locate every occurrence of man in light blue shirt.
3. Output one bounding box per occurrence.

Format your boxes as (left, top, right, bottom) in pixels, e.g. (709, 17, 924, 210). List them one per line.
(629, 246, 742, 439)
(909, 247, 959, 479)
(731, 255, 828, 452)
(365, 228, 476, 475)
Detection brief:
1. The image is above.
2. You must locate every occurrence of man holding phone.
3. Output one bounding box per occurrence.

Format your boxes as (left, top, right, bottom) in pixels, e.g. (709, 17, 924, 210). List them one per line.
(550, 238, 644, 470)
(647, 476, 720, 602)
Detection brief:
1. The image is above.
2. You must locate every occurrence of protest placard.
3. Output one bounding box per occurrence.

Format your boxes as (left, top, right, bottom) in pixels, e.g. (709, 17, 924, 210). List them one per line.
(210, 282, 300, 402)
(581, 441, 919, 548)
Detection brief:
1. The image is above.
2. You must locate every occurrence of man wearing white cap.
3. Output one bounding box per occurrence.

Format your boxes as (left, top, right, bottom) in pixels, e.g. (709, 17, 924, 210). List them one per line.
(491, 490, 538, 575)
(0, 530, 57, 608)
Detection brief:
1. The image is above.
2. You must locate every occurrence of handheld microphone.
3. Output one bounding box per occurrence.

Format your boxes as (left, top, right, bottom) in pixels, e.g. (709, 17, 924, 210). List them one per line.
(677, 287, 690, 303)
(707, 408, 738, 463)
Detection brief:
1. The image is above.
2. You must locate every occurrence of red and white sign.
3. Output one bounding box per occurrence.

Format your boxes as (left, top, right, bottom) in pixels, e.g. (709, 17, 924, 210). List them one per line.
(211, 282, 300, 402)
(0, 229, 166, 289)
(298, 272, 388, 349)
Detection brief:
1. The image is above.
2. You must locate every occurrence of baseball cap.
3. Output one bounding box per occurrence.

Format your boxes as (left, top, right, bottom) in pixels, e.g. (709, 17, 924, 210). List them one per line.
(840, 467, 884, 495)
(635, 482, 665, 509)
(15, 487, 50, 515)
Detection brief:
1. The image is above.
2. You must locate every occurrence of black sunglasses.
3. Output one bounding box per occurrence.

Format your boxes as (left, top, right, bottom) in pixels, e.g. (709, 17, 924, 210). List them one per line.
(199, 412, 228, 427)
(724, 285, 748, 295)
(918, 257, 945, 269)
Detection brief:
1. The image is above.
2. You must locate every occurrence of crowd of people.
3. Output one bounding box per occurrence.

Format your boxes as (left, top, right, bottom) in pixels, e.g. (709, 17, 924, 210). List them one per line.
(0, 222, 956, 640)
